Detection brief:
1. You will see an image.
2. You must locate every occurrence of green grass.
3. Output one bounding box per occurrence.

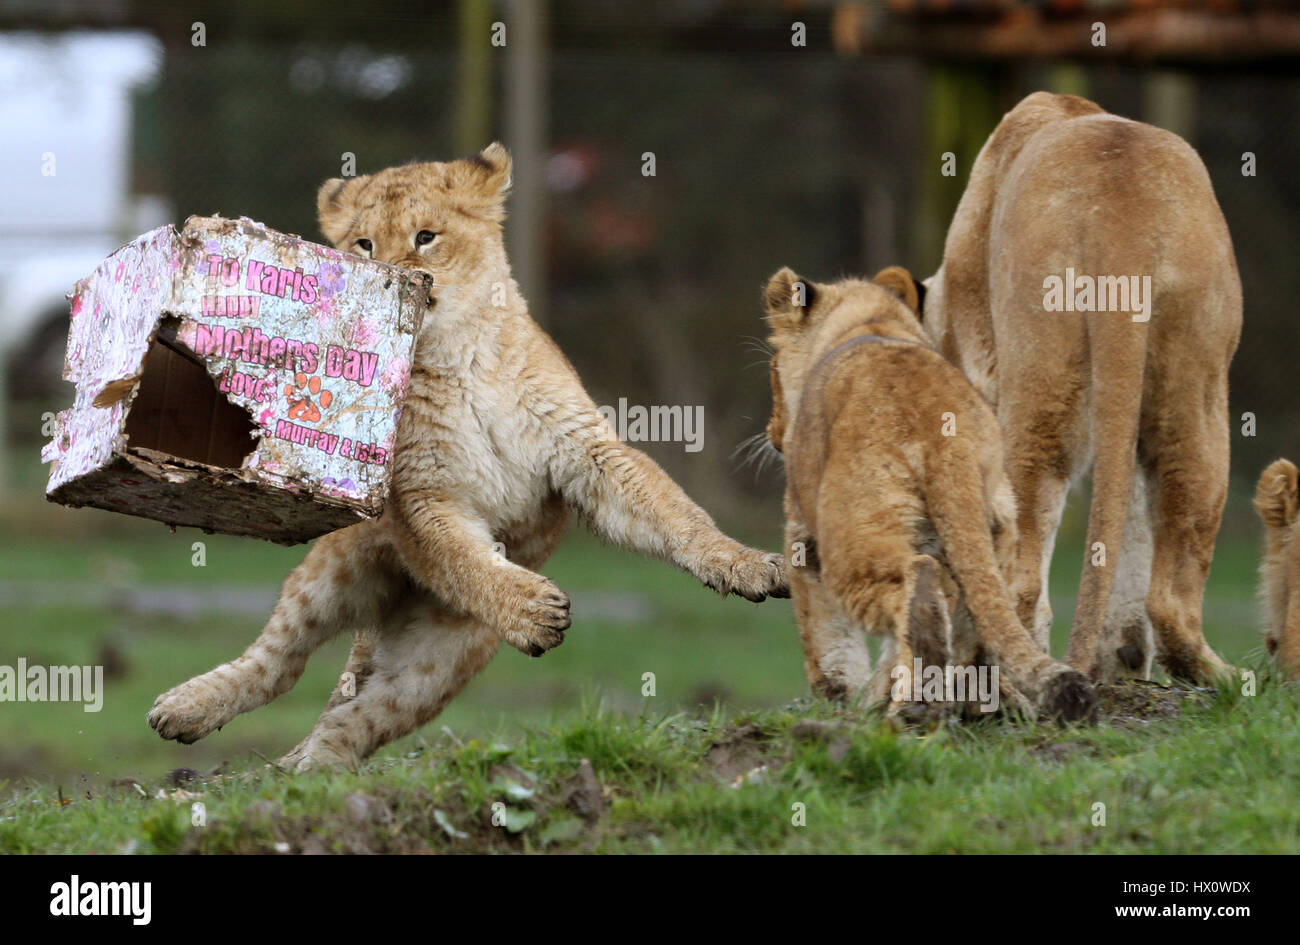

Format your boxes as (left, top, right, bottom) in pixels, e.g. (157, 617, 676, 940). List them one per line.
(0, 446, 1290, 853)
(4, 681, 1297, 854)
(0, 490, 808, 788)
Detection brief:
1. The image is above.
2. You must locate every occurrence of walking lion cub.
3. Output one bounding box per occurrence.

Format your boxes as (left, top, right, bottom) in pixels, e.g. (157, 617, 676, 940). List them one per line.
(764, 266, 1095, 721)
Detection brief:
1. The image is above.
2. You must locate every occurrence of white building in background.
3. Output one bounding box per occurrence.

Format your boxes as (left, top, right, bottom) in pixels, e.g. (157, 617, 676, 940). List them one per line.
(0, 30, 167, 382)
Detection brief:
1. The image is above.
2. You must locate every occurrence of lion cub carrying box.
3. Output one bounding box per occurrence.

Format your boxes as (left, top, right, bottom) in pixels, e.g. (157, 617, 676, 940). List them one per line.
(764, 266, 1096, 722)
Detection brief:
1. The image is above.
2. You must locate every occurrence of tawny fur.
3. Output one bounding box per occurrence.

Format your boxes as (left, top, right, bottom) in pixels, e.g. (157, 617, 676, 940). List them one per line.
(1253, 459, 1300, 680)
(148, 144, 789, 771)
(922, 92, 1242, 685)
(764, 266, 1096, 722)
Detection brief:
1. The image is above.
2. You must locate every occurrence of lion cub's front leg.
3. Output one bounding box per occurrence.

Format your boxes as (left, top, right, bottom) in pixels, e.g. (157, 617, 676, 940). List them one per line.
(391, 493, 571, 657)
(556, 435, 788, 600)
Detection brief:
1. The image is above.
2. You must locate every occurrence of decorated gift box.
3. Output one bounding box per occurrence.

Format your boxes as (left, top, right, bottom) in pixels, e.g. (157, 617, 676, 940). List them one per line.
(42, 215, 431, 544)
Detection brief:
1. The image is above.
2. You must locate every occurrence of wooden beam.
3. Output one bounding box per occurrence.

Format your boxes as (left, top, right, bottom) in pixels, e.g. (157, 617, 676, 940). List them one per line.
(455, 0, 493, 156)
(834, 5, 1300, 63)
(505, 0, 548, 327)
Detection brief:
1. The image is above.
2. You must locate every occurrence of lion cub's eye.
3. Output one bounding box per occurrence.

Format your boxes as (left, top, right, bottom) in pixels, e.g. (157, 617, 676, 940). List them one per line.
(354, 238, 373, 256)
(415, 230, 438, 247)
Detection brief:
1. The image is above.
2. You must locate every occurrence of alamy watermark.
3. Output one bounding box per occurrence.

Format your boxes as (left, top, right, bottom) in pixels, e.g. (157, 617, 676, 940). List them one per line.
(50, 875, 150, 925)
(0, 659, 104, 712)
(890, 658, 1000, 713)
(598, 397, 704, 452)
(1042, 268, 1152, 322)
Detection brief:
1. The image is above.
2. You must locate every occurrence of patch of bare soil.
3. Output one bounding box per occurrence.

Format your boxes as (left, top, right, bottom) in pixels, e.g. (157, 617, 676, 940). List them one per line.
(788, 719, 853, 763)
(191, 755, 614, 854)
(704, 718, 862, 785)
(560, 758, 606, 823)
(0, 746, 53, 785)
(1094, 679, 1210, 727)
(704, 722, 772, 784)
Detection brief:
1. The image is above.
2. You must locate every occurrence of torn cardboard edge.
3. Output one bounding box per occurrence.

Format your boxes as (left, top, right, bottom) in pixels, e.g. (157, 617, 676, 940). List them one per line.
(43, 215, 431, 544)
(121, 314, 260, 470)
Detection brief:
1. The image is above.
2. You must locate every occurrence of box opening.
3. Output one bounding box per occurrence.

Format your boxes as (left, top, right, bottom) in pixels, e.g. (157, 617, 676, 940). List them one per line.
(123, 320, 258, 468)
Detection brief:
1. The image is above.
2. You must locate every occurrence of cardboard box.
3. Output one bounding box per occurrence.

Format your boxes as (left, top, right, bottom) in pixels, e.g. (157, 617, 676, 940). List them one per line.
(42, 215, 431, 544)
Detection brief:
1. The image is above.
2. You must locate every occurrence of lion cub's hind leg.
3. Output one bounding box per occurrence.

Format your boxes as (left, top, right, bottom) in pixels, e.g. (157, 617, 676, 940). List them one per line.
(278, 603, 500, 772)
(787, 542, 873, 701)
(809, 476, 953, 718)
(822, 547, 953, 721)
(148, 520, 401, 745)
(279, 505, 569, 772)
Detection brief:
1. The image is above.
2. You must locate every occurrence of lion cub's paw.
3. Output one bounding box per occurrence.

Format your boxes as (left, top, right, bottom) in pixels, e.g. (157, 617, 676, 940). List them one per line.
(698, 547, 789, 602)
(889, 699, 954, 729)
(993, 674, 1035, 720)
(278, 738, 354, 774)
(1039, 666, 1098, 725)
(148, 676, 236, 744)
(495, 573, 572, 657)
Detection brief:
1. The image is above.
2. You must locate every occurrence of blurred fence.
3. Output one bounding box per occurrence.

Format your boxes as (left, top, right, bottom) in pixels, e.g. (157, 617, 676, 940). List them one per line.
(11, 35, 1300, 527)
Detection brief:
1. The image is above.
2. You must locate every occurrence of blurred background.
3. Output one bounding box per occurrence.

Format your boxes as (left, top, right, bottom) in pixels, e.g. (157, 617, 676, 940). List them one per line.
(0, 0, 1297, 789)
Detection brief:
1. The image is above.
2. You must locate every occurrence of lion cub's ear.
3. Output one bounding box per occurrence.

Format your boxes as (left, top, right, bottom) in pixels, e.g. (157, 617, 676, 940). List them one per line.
(1255, 459, 1300, 530)
(873, 266, 921, 312)
(316, 174, 370, 248)
(450, 142, 513, 221)
(472, 141, 513, 193)
(764, 267, 816, 330)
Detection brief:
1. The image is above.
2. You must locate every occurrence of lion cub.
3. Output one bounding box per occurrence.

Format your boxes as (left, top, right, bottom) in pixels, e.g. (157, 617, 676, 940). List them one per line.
(1253, 459, 1300, 680)
(147, 145, 788, 770)
(764, 266, 1095, 721)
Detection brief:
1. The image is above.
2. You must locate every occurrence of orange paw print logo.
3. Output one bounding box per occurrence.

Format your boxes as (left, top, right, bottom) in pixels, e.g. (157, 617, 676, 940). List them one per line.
(285, 373, 333, 423)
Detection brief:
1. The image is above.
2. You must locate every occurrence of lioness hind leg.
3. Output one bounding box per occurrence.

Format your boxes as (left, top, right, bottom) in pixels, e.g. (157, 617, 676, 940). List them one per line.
(278, 603, 500, 772)
(996, 367, 1082, 654)
(1004, 458, 1071, 653)
(1100, 474, 1156, 681)
(1143, 397, 1232, 684)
